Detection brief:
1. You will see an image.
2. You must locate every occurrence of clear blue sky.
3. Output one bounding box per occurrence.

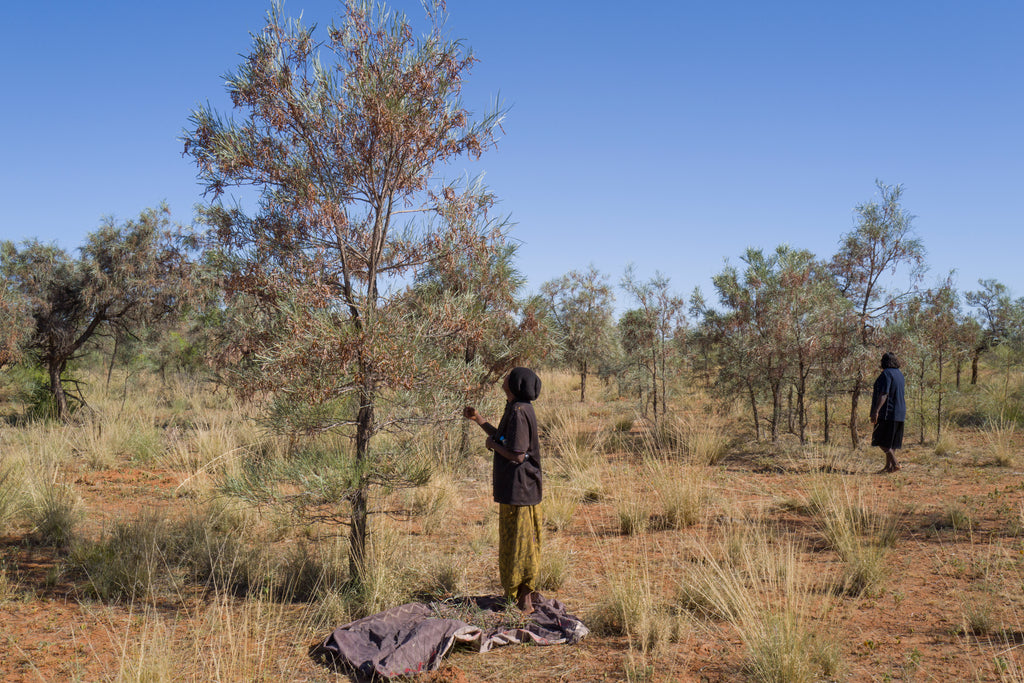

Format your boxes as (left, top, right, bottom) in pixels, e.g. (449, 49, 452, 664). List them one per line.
(3, 1, 1022, 310)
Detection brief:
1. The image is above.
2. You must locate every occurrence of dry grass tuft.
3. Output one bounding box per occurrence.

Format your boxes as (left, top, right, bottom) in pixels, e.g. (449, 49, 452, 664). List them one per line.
(985, 416, 1018, 467)
(590, 548, 684, 654)
(646, 458, 711, 530)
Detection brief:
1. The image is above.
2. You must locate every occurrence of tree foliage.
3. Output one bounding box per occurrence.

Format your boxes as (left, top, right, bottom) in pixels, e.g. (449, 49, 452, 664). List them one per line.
(541, 265, 615, 402)
(830, 181, 925, 447)
(620, 267, 686, 428)
(183, 0, 508, 580)
(1, 206, 190, 419)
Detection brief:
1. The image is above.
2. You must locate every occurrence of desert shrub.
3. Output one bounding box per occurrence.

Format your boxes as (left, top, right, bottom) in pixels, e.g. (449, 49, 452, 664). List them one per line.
(69, 510, 174, 601)
(273, 539, 348, 602)
(0, 460, 24, 529)
(7, 364, 83, 421)
(27, 477, 82, 548)
(590, 564, 680, 654)
(647, 460, 710, 530)
(171, 503, 269, 596)
(743, 611, 842, 683)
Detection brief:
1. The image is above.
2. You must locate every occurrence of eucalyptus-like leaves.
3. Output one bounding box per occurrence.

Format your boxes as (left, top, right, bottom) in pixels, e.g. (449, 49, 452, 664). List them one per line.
(182, 0, 513, 581)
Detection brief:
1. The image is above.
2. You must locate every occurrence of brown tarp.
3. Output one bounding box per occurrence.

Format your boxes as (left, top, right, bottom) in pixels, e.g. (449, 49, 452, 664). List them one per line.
(314, 595, 589, 678)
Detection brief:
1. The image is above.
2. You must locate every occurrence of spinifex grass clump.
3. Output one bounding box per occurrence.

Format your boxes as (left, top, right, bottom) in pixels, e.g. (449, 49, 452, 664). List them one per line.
(69, 509, 175, 601)
(590, 549, 683, 654)
(0, 459, 24, 530)
(675, 530, 840, 682)
(542, 484, 579, 532)
(646, 458, 711, 530)
(545, 403, 606, 503)
(26, 474, 82, 549)
(407, 470, 458, 536)
(537, 540, 570, 592)
(985, 416, 1018, 467)
(617, 496, 651, 536)
(644, 411, 730, 466)
(807, 477, 903, 596)
(173, 501, 269, 597)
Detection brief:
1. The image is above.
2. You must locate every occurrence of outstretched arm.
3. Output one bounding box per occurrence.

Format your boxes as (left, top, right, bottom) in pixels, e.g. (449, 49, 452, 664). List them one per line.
(463, 406, 497, 437)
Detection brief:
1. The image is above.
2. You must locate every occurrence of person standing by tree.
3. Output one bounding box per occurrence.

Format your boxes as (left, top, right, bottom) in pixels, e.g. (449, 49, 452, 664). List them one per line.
(870, 352, 906, 473)
(463, 367, 543, 613)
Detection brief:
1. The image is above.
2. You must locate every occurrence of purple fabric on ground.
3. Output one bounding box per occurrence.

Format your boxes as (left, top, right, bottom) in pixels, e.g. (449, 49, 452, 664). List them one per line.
(318, 595, 589, 679)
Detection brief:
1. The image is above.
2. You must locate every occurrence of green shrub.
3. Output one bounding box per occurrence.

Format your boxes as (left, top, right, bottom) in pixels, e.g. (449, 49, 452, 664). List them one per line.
(69, 510, 173, 601)
(27, 479, 82, 548)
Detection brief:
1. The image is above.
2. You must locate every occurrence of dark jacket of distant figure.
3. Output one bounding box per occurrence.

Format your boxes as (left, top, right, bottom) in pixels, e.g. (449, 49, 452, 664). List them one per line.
(872, 367, 906, 422)
(492, 369, 542, 506)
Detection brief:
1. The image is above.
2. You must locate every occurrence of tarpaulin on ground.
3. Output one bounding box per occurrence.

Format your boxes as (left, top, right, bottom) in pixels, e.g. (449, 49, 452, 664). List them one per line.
(314, 595, 589, 678)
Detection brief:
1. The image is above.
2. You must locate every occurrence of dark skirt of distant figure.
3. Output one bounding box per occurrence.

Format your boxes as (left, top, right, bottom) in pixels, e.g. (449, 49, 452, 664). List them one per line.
(871, 419, 904, 450)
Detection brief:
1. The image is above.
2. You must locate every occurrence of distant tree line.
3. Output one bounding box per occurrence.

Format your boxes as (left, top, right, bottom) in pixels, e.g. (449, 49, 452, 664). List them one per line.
(536, 180, 1024, 450)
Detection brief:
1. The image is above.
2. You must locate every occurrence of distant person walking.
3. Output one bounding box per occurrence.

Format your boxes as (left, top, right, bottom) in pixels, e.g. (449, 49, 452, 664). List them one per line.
(463, 367, 544, 613)
(870, 352, 906, 473)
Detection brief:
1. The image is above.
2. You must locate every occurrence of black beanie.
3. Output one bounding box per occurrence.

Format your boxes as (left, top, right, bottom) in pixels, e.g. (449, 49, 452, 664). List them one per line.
(507, 367, 541, 402)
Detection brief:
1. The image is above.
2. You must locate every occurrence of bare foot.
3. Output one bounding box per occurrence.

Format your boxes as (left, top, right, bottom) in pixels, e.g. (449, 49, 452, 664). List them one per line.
(516, 585, 534, 614)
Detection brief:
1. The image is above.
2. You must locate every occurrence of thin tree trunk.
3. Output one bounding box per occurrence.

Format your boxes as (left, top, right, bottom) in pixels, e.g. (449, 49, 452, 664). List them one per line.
(971, 348, 980, 385)
(748, 383, 761, 441)
(936, 354, 944, 442)
(850, 370, 862, 448)
(770, 382, 780, 442)
(918, 363, 926, 445)
(787, 385, 794, 435)
(49, 360, 69, 421)
(823, 390, 830, 444)
(580, 360, 587, 403)
(797, 376, 807, 446)
(106, 336, 119, 389)
(350, 380, 374, 583)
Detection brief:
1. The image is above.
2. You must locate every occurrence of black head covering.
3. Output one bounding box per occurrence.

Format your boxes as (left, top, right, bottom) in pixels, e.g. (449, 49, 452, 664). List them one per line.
(507, 367, 541, 402)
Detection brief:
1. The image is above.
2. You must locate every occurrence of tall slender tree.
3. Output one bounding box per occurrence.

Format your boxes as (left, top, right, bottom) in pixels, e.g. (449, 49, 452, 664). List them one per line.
(183, 0, 506, 582)
(830, 181, 925, 448)
(965, 279, 1024, 385)
(621, 267, 686, 429)
(540, 266, 615, 402)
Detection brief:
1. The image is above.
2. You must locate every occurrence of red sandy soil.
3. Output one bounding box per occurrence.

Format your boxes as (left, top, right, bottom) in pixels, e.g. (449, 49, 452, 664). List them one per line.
(3, 432, 1024, 682)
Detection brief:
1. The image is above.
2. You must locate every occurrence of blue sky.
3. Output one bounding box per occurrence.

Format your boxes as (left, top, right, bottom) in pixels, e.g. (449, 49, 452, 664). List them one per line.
(3, 1, 1022, 311)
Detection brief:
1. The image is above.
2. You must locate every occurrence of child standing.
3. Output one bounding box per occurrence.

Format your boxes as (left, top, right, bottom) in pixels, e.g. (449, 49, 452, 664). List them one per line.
(463, 367, 543, 613)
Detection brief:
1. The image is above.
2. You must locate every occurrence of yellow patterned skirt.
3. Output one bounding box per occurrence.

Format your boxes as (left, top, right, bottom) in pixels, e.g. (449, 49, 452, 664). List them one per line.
(498, 503, 543, 601)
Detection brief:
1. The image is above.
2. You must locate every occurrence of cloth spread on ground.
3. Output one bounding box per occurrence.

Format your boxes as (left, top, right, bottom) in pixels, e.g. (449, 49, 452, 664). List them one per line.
(315, 595, 589, 678)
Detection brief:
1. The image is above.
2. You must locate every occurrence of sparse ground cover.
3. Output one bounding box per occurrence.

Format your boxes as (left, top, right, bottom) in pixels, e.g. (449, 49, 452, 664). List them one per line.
(2, 369, 1024, 682)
